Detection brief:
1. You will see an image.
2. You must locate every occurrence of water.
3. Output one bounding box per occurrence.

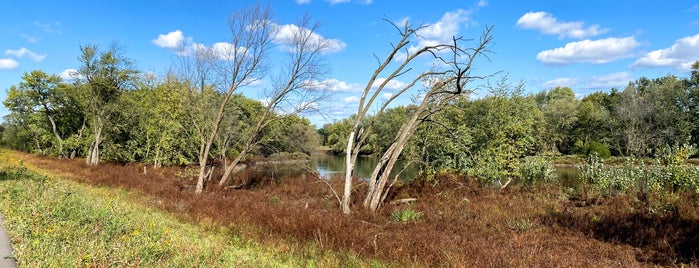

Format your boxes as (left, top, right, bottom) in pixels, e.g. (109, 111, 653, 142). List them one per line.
(311, 152, 417, 180)
(311, 152, 580, 182)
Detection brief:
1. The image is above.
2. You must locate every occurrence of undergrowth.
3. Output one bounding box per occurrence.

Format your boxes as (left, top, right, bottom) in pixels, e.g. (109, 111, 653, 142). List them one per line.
(0, 163, 377, 267)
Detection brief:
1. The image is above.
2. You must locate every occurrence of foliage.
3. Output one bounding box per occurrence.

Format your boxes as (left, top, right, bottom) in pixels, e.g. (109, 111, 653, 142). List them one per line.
(390, 207, 422, 223)
(518, 156, 557, 187)
(0, 166, 365, 267)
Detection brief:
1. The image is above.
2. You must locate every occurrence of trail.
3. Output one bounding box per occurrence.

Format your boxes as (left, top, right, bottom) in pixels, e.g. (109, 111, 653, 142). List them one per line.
(0, 213, 16, 268)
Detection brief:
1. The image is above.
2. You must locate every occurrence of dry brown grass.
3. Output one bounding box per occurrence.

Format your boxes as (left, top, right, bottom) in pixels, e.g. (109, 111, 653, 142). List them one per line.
(14, 151, 699, 267)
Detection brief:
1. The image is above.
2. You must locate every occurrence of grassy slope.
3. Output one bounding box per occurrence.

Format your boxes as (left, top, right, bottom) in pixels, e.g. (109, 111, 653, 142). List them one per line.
(0, 152, 379, 267)
(4, 150, 699, 267)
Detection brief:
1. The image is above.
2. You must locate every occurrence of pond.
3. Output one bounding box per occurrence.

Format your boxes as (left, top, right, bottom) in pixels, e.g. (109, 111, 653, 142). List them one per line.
(311, 152, 580, 182)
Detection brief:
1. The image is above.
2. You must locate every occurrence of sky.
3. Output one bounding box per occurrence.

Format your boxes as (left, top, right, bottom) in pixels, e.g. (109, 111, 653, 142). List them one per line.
(2, 0, 699, 126)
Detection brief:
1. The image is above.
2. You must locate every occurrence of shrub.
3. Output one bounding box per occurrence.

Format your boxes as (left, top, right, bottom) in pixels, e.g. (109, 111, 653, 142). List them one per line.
(390, 208, 422, 223)
(518, 156, 557, 186)
(583, 141, 611, 159)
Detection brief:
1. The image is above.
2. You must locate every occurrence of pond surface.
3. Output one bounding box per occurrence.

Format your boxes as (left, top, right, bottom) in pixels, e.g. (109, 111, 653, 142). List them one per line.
(311, 152, 580, 182)
(311, 152, 417, 180)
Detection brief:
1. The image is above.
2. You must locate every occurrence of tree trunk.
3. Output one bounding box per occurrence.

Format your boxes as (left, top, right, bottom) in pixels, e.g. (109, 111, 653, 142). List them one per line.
(364, 106, 422, 212)
(219, 150, 247, 186)
(341, 131, 356, 214)
(86, 122, 102, 165)
(46, 113, 64, 157)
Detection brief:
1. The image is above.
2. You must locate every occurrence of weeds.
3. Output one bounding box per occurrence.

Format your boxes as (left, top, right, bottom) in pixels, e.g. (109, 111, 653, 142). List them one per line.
(390, 208, 422, 223)
(0, 165, 376, 267)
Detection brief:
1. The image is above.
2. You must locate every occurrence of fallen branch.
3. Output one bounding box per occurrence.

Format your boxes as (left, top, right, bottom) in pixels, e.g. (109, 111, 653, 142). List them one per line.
(391, 198, 417, 204)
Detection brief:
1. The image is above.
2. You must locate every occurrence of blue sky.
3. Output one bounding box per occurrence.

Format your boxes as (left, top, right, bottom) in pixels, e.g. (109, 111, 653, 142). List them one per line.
(2, 0, 699, 126)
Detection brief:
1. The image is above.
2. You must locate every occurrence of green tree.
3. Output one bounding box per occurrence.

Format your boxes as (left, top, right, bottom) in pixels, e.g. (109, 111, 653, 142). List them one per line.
(2, 71, 83, 156)
(76, 43, 138, 165)
(539, 86, 578, 154)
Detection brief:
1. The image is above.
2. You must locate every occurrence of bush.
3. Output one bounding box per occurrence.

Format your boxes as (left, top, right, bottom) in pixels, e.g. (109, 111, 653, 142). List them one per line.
(518, 156, 557, 186)
(390, 208, 422, 223)
(582, 141, 611, 159)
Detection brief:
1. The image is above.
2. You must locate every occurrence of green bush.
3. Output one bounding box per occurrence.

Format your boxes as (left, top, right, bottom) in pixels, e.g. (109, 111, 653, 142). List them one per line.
(518, 156, 557, 186)
(582, 141, 611, 159)
(390, 208, 422, 223)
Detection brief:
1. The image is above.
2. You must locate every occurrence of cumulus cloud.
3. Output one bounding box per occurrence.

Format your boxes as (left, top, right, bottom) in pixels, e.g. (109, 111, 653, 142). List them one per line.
(516, 11, 608, 39)
(631, 33, 699, 70)
(59, 69, 80, 81)
(536, 36, 640, 64)
(295, 0, 311, 4)
(584, 72, 633, 89)
(272, 23, 346, 54)
(394, 9, 471, 61)
(5, 47, 47, 62)
(343, 96, 359, 103)
(152, 30, 190, 52)
(417, 9, 471, 45)
(0, 58, 19, 70)
(372, 78, 407, 91)
(477, 0, 488, 7)
(543, 77, 578, 89)
(307, 78, 361, 92)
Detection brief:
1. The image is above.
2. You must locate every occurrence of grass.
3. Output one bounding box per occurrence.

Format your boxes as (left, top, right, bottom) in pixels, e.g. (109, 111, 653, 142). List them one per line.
(3, 150, 699, 266)
(0, 155, 379, 267)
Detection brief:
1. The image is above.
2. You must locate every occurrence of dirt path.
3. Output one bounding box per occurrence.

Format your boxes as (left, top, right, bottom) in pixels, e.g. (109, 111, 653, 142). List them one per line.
(0, 213, 16, 268)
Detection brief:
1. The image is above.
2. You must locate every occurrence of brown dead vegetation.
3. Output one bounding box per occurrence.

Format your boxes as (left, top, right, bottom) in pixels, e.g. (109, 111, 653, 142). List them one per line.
(14, 151, 699, 267)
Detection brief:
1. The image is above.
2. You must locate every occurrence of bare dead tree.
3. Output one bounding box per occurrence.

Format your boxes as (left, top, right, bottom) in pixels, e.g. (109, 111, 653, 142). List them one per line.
(218, 14, 330, 186)
(342, 19, 494, 213)
(176, 4, 274, 193)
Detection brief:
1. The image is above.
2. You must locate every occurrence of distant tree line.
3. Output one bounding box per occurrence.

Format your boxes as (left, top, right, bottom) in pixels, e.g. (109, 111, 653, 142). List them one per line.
(320, 62, 699, 178)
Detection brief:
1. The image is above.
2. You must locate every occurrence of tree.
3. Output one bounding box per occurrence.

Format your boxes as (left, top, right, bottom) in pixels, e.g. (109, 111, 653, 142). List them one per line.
(540, 86, 578, 154)
(342, 19, 494, 213)
(176, 4, 274, 193)
(218, 14, 329, 187)
(77, 43, 138, 165)
(2, 71, 83, 157)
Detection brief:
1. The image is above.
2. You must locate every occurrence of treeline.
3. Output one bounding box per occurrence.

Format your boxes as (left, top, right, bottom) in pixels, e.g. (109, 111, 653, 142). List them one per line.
(320, 62, 699, 177)
(1, 51, 319, 166)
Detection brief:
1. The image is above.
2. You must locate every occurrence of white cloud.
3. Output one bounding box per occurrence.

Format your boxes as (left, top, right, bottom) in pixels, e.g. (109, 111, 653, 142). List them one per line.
(584, 72, 633, 89)
(395, 9, 471, 61)
(153, 30, 190, 51)
(325, 0, 350, 3)
(476, 0, 488, 7)
(20, 34, 39, 43)
(372, 78, 407, 91)
(343, 96, 359, 103)
(5, 47, 47, 62)
(0, 58, 19, 70)
(34, 21, 62, 34)
(516, 11, 608, 39)
(59, 68, 80, 81)
(295, 0, 311, 4)
(536, 36, 640, 64)
(307, 78, 361, 92)
(417, 9, 470, 44)
(380, 92, 393, 100)
(543, 77, 578, 89)
(272, 23, 346, 54)
(631, 33, 699, 70)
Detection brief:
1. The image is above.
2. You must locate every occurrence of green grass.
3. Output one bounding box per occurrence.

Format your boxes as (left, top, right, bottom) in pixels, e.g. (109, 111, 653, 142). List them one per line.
(0, 165, 377, 267)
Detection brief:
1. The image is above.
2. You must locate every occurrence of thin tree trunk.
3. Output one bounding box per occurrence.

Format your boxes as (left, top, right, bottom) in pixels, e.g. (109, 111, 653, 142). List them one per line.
(46, 113, 64, 157)
(219, 150, 247, 186)
(86, 121, 102, 165)
(341, 131, 356, 214)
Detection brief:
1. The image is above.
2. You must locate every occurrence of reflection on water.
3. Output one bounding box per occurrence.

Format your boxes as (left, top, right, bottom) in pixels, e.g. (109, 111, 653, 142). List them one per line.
(311, 152, 417, 181)
(312, 152, 581, 184)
